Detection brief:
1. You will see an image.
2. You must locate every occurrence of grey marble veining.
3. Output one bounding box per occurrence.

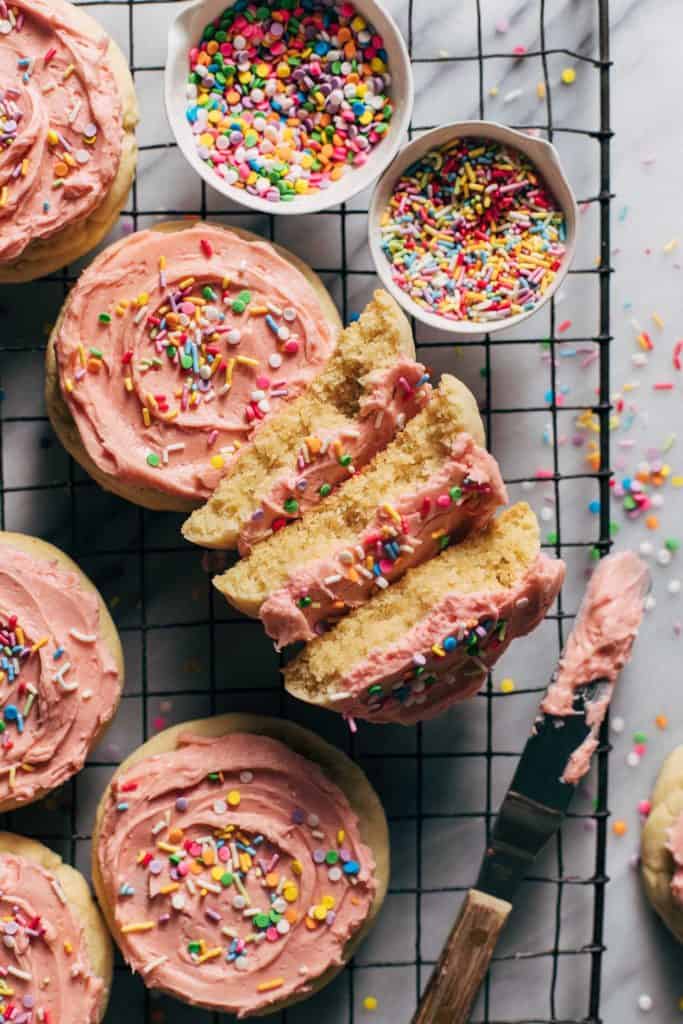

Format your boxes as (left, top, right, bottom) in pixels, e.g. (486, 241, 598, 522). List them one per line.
(1, 1, 682, 1022)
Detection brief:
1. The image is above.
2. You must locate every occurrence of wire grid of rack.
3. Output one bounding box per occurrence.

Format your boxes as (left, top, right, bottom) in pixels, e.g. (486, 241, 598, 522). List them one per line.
(0, 0, 612, 1021)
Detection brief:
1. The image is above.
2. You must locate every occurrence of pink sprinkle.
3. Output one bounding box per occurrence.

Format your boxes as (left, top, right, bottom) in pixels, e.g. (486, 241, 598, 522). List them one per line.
(638, 800, 651, 816)
(557, 319, 572, 334)
(284, 340, 299, 355)
(512, 44, 527, 56)
(653, 382, 674, 390)
(436, 494, 451, 508)
(200, 238, 213, 258)
(343, 713, 357, 734)
(207, 429, 218, 447)
(535, 468, 554, 479)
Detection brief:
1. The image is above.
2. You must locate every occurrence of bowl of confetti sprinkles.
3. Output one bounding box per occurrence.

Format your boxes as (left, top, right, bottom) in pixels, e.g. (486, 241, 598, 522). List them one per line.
(166, 0, 413, 214)
(369, 121, 578, 336)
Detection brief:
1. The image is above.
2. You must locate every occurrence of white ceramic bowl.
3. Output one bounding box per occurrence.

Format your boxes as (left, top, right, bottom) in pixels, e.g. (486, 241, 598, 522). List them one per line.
(368, 121, 579, 336)
(165, 0, 414, 215)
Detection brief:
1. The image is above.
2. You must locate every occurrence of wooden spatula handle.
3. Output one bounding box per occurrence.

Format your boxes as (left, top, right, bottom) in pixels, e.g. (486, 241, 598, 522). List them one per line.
(412, 888, 512, 1024)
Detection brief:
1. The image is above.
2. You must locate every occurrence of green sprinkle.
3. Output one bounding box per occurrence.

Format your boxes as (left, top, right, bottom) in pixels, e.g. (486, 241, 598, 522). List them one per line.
(633, 731, 648, 744)
(297, 595, 312, 608)
(339, 453, 352, 467)
(268, 909, 282, 924)
(202, 286, 217, 301)
(254, 913, 270, 929)
(547, 531, 558, 544)
(665, 538, 680, 551)
(89, 347, 103, 359)
(368, 684, 383, 696)
(188, 940, 202, 954)
(207, 771, 220, 782)
(449, 486, 462, 500)
(319, 483, 332, 497)
(98, 312, 111, 324)
(220, 872, 233, 887)
(438, 535, 451, 551)
(283, 498, 299, 514)
(180, 354, 193, 370)
(232, 289, 251, 314)
(146, 452, 161, 468)
(325, 850, 339, 865)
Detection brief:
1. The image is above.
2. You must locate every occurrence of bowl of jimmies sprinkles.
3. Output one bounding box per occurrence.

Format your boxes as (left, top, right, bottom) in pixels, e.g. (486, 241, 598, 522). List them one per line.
(369, 121, 579, 336)
(165, 0, 413, 214)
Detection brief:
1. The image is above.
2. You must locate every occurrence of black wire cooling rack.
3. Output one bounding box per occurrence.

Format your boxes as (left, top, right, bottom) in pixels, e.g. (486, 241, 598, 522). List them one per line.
(0, 1, 612, 1021)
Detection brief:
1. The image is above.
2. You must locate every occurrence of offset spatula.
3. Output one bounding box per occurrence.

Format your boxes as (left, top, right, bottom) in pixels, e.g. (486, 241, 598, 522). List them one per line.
(411, 679, 609, 1024)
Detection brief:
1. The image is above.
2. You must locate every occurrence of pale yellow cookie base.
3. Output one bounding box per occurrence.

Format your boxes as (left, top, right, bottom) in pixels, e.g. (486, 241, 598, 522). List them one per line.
(45, 220, 342, 512)
(0, 0, 139, 284)
(0, 830, 113, 1020)
(91, 713, 390, 1016)
(0, 530, 124, 811)
(641, 745, 683, 942)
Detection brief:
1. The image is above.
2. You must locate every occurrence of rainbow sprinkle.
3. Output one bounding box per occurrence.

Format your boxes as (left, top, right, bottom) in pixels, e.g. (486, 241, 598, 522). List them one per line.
(185, 0, 393, 202)
(379, 137, 568, 323)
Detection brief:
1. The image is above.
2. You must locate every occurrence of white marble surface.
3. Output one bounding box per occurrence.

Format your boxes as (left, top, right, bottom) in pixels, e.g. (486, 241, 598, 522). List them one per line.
(1, 0, 682, 1022)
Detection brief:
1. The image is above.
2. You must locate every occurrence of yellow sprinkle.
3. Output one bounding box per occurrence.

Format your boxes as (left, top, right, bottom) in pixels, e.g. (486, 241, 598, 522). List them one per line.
(291, 859, 302, 876)
(210, 455, 224, 470)
(652, 312, 665, 329)
(65, 378, 74, 393)
(30, 637, 49, 653)
(236, 355, 259, 367)
(197, 947, 223, 964)
(500, 677, 516, 694)
(322, 895, 335, 910)
(663, 238, 679, 253)
(156, 841, 180, 854)
(313, 905, 327, 921)
(124, 377, 133, 393)
(63, 940, 72, 954)
(62, 64, 74, 79)
(0, 186, 7, 208)
(337, 829, 345, 845)
(142, 407, 151, 428)
(382, 503, 401, 524)
(15, 627, 24, 645)
(77, 343, 86, 367)
(159, 883, 179, 895)
(257, 978, 284, 993)
(122, 922, 156, 934)
(363, 996, 378, 1012)
(227, 789, 241, 807)
(283, 884, 298, 903)
(178, 278, 194, 290)
(159, 255, 166, 269)
(136, 292, 149, 307)
(672, 476, 683, 488)
(536, 81, 546, 99)
(431, 643, 446, 658)
(8, 767, 15, 791)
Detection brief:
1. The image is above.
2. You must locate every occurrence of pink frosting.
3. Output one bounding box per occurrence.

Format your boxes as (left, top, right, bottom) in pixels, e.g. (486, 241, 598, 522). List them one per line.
(0, 0, 123, 263)
(667, 811, 683, 908)
(0, 545, 120, 804)
(541, 551, 648, 784)
(318, 553, 565, 725)
(0, 851, 104, 1021)
(54, 224, 337, 503)
(96, 731, 376, 1018)
(260, 434, 508, 648)
(237, 358, 432, 555)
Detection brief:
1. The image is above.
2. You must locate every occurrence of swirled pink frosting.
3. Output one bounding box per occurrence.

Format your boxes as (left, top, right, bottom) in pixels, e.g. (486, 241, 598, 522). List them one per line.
(541, 551, 648, 784)
(315, 553, 565, 725)
(667, 811, 683, 908)
(0, 851, 104, 1021)
(260, 434, 508, 648)
(96, 731, 376, 1018)
(54, 223, 337, 503)
(0, 0, 122, 263)
(237, 358, 432, 555)
(0, 545, 120, 805)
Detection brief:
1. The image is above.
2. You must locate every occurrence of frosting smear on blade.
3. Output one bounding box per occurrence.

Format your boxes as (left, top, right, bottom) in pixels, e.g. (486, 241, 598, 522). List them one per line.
(541, 551, 649, 784)
(97, 732, 376, 1017)
(54, 224, 336, 503)
(0, 852, 104, 1022)
(0, 546, 119, 805)
(0, 0, 122, 262)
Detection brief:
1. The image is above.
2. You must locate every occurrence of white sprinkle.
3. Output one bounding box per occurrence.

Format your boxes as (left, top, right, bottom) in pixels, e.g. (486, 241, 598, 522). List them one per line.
(375, 576, 389, 589)
(269, 353, 282, 369)
(611, 716, 625, 734)
(51, 880, 67, 905)
(134, 304, 149, 325)
(68, 629, 97, 643)
(668, 578, 681, 595)
(503, 88, 523, 104)
(656, 549, 672, 566)
(142, 955, 168, 975)
(240, 770, 254, 784)
(307, 814, 319, 828)
(644, 594, 657, 612)
(171, 892, 186, 911)
(637, 994, 653, 1013)
(639, 541, 654, 558)
(626, 751, 640, 767)
(7, 965, 31, 981)
(324, 574, 342, 585)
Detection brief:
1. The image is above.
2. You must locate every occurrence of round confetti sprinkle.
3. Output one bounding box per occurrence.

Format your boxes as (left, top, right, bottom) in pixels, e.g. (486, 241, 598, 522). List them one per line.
(500, 677, 515, 694)
(638, 993, 653, 1012)
(561, 67, 576, 85)
(185, 0, 393, 203)
(611, 716, 625, 734)
(612, 819, 628, 836)
(240, 770, 254, 783)
(655, 714, 669, 729)
(626, 751, 641, 768)
(379, 136, 567, 324)
(227, 789, 241, 807)
(363, 996, 378, 1012)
